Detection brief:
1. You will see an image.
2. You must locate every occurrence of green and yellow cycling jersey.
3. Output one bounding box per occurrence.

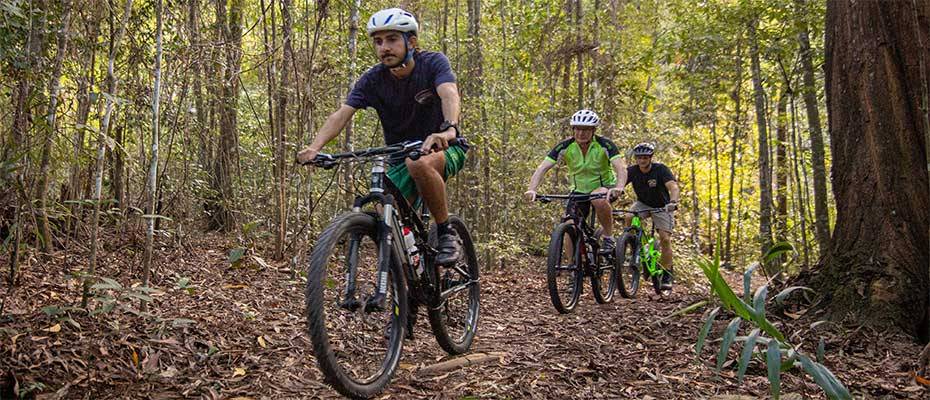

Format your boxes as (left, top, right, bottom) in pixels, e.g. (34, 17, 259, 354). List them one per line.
(545, 135, 622, 194)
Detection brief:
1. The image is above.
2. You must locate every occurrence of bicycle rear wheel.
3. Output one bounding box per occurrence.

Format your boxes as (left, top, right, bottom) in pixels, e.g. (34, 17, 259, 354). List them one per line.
(305, 212, 407, 399)
(547, 222, 583, 313)
(427, 215, 480, 355)
(616, 233, 640, 298)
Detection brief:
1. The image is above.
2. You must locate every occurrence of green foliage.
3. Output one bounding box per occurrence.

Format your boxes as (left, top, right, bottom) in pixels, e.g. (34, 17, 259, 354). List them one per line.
(696, 251, 851, 399)
(89, 277, 156, 316)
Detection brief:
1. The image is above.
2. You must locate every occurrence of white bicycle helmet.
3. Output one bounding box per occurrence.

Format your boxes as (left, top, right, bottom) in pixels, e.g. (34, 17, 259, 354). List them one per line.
(570, 109, 600, 127)
(367, 8, 419, 36)
(632, 142, 655, 156)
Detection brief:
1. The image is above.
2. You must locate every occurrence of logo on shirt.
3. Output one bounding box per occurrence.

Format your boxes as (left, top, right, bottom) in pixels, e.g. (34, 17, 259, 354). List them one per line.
(648, 179, 657, 188)
(414, 89, 435, 104)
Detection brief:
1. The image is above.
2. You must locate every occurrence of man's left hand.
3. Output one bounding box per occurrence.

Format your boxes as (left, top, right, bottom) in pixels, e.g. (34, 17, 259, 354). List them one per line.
(665, 201, 678, 212)
(608, 187, 623, 202)
(421, 130, 455, 153)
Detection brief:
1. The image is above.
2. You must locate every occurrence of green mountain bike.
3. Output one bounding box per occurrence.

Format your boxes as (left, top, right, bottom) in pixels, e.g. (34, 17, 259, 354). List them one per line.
(613, 208, 673, 297)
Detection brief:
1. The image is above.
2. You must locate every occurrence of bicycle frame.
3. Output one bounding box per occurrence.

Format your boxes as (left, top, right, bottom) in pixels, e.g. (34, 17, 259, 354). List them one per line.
(311, 140, 476, 312)
(537, 193, 610, 275)
(616, 208, 667, 278)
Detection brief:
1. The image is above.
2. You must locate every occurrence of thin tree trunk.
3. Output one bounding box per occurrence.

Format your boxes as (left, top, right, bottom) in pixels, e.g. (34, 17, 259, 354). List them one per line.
(795, 0, 831, 252)
(575, 0, 583, 108)
(37, 0, 73, 252)
(66, 10, 100, 239)
(724, 39, 744, 265)
(775, 87, 789, 243)
(84, 0, 133, 308)
(748, 17, 774, 271)
(711, 112, 722, 245)
(789, 94, 810, 266)
(143, 0, 164, 291)
(273, 0, 294, 260)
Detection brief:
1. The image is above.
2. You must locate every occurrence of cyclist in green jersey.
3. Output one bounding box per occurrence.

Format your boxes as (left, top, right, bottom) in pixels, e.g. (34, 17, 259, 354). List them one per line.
(525, 109, 628, 251)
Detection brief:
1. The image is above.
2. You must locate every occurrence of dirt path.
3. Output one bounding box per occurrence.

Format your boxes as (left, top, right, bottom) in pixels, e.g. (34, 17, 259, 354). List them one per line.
(0, 235, 925, 399)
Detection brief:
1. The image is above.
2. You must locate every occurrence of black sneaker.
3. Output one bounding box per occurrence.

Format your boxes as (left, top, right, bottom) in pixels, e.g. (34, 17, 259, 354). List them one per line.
(435, 227, 463, 266)
(660, 272, 673, 291)
(600, 237, 616, 254)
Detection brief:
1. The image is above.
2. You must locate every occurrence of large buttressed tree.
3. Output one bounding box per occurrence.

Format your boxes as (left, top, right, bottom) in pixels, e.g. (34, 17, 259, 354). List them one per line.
(821, 0, 930, 339)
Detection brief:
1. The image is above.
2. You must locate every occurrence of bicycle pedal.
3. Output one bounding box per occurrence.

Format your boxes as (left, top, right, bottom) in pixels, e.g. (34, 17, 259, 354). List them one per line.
(340, 297, 362, 312)
(365, 294, 387, 313)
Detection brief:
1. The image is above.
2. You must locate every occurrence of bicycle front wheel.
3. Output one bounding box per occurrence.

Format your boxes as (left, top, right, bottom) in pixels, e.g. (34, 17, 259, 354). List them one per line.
(616, 233, 641, 298)
(547, 222, 583, 313)
(427, 215, 480, 355)
(305, 212, 407, 399)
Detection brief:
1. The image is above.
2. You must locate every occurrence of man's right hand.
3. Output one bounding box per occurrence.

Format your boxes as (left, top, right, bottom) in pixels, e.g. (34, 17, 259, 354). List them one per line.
(524, 190, 537, 202)
(296, 146, 320, 165)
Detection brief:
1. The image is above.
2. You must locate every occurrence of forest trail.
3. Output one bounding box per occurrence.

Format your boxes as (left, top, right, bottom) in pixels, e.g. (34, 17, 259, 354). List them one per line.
(0, 233, 924, 399)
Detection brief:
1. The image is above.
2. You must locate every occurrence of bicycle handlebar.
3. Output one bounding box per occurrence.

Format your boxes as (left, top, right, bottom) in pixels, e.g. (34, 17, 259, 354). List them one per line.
(302, 138, 467, 169)
(534, 193, 607, 204)
(613, 208, 668, 216)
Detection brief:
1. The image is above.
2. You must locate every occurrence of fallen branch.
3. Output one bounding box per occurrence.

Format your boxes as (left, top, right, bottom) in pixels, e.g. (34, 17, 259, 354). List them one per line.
(417, 352, 507, 376)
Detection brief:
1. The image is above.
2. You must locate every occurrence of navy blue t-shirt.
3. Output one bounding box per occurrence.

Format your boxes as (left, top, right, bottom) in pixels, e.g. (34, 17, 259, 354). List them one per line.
(625, 162, 677, 208)
(346, 51, 456, 145)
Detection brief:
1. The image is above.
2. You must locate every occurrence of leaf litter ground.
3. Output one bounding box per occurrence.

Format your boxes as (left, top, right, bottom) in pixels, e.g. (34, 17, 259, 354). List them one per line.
(0, 232, 925, 399)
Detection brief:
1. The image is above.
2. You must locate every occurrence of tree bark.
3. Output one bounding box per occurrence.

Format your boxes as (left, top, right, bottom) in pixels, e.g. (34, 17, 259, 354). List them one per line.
(795, 0, 831, 254)
(820, 0, 930, 340)
(748, 17, 774, 271)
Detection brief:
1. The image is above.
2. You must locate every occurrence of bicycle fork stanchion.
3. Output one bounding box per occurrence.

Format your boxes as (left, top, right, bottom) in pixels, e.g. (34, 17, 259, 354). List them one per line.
(340, 234, 363, 311)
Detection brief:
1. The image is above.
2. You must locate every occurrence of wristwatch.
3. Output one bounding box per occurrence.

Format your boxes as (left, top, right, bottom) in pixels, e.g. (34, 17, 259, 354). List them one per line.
(438, 120, 460, 137)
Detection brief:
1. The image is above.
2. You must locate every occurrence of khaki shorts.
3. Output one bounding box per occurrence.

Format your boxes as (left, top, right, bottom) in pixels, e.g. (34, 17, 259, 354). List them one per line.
(632, 201, 675, 233)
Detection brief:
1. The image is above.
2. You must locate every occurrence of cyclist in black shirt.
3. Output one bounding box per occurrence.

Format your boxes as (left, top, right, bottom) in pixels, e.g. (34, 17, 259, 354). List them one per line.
(624, 143, 681, 289)
(297, 8, 466, 266)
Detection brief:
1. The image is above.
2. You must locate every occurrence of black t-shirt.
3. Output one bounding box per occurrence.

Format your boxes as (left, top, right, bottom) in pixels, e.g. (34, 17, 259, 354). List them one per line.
(345, 51, 457, 145)
(625, 162, 677, 208)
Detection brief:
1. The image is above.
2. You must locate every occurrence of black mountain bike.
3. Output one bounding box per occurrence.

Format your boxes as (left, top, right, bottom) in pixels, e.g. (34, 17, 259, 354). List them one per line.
(614, 207, 673, 297)
(535, 193, 618, 313)
(302, 140, 480, 399)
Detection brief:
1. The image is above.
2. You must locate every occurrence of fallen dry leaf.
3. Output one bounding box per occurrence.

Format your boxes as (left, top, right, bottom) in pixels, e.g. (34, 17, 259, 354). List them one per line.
(232, 367, 246, 378)
(257, 336, 267, 348)
(44, 323, 61, 333)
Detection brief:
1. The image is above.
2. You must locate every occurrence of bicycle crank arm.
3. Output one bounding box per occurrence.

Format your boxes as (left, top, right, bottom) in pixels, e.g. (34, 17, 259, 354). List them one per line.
(439, 278, 479, 300)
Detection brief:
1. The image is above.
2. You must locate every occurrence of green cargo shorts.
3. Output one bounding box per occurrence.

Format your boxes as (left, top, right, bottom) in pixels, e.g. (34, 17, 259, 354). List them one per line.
(387, 144, 467, 200)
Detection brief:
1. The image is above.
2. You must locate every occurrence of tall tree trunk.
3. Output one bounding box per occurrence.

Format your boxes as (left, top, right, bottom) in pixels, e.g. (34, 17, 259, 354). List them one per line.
(84, 0, 133, 308)
(789, 94, 811, 266)
(819, 0, 930, 340)
(189, 0, 209, 174)
(36, 0, 73, 252)
(66, 8, 101, 238)
(143, 0, 164, 290)
(775, 87, 789, 242)
(795, 0, 831, 254)
(711, 112, 722, 245)
(724, 39, 744, 265)
(574, 0, 583, 107)
(273, 0, 294, 260)
(748, 17, 774, 271)
(208, 0, 244, 231)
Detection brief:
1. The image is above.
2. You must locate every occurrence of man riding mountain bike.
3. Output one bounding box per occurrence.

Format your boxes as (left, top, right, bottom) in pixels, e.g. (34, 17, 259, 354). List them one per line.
(524, 109, 628, 252)
(623, 142, 680, 290)
(296, 8, 467, 266)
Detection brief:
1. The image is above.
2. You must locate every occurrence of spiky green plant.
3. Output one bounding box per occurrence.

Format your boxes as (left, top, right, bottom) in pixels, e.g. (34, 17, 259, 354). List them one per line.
(695, 243, 851, 400)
